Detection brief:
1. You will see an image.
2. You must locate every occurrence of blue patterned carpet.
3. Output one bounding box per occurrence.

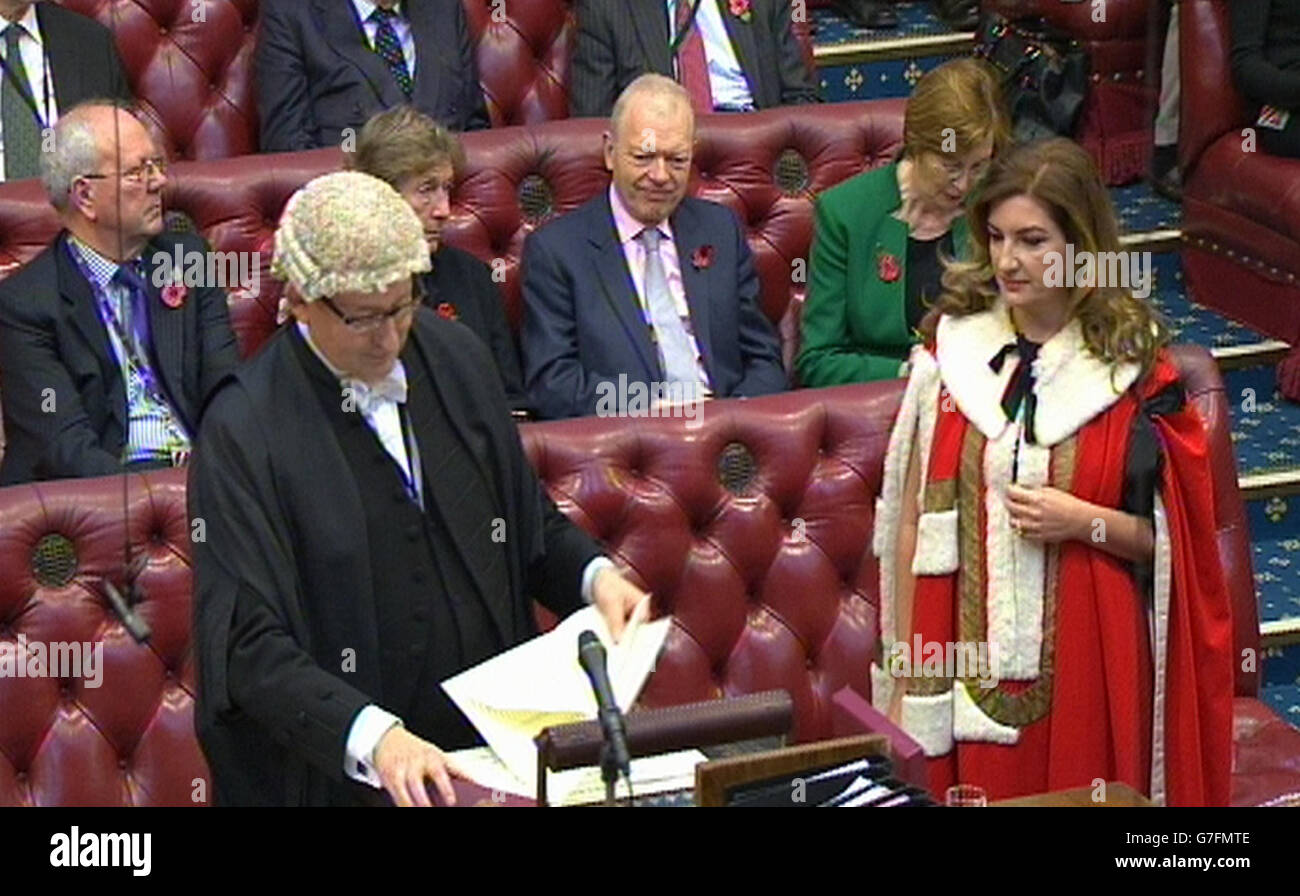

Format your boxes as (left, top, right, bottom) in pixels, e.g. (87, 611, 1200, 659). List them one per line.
(1112, 182, 1182, 233)
(812, 2, 957, 44)
(819, 55, 960, 102)
(1225, 366, 1300, 476)
(1249, 495, 1300, 625)
(1263, 644, 1300, 725)
(1147, 253, 1272, 353)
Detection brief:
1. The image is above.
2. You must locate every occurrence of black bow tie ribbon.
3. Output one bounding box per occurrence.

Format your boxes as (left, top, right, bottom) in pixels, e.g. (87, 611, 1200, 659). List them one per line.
(988, 334, 1042, 444)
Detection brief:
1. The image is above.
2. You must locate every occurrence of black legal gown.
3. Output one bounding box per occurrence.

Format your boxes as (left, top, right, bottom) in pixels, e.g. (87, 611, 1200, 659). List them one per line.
(189, 308, 602, 806)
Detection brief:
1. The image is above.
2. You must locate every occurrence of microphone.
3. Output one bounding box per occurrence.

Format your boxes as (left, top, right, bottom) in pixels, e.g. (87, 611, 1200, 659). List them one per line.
(577, 630, 632, 782)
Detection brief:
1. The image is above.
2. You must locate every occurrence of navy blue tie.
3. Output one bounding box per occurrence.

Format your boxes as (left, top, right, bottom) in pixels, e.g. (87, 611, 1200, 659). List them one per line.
(112, 263, 152, 360)
(370, 7, 413, 99)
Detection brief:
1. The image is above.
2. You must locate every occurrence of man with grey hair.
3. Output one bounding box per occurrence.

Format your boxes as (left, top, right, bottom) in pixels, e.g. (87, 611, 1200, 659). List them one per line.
(522, 73, 786, 419)
(0, 100, 238, 483)
(191, 170, 648, 807)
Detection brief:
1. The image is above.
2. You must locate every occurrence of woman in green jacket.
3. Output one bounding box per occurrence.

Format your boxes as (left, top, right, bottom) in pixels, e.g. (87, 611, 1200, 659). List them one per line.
(798, 59, 1010, 385)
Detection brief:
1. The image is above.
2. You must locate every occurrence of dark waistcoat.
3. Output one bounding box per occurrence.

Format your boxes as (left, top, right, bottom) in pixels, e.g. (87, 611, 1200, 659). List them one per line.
(294, 333, 506, 755)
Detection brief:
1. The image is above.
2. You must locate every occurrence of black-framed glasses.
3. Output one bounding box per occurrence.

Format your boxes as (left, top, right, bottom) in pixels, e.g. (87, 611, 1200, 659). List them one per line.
(81, 156, 168, 185)
(319, 284, 424, 334)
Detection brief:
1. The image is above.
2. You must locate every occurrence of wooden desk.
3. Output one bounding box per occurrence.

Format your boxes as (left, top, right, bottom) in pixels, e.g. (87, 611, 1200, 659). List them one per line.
(993, 782, 1153, 806)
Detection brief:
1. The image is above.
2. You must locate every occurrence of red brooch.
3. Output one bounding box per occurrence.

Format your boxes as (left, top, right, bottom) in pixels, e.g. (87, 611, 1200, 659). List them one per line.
(161, 284, 188, 308)
(435, 301, 459, 321)
(691, 245, 715, 270)
(877, 251, 901, 283)
(727, 0, 752, 22)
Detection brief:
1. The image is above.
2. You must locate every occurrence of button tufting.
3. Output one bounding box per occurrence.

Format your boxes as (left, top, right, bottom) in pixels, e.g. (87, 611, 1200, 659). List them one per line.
(118, 759, 127, 770)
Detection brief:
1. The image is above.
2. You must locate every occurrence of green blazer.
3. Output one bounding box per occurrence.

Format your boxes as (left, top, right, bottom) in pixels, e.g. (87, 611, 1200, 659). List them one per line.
(797, 162, 970, 385)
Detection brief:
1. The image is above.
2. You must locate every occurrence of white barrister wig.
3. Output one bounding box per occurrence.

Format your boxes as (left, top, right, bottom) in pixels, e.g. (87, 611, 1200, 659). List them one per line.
(271, 170, 431, 301)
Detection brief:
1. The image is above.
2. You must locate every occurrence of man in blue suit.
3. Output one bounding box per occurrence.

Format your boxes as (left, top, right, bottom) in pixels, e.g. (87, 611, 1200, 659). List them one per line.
(256, 0, 489, 152)
(521, 74, 786, 420)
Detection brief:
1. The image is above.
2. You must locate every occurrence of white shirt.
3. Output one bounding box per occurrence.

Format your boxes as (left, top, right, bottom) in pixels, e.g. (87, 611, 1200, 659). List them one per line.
(297, 322, 615, 790)
(0, 3, 58, 182)
(351, 0, 417, 77)
(667, 0, 755, 111)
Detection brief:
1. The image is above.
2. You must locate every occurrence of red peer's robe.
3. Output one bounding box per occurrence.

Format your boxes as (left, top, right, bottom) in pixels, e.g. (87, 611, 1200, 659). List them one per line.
(872, 305, 1234, 806)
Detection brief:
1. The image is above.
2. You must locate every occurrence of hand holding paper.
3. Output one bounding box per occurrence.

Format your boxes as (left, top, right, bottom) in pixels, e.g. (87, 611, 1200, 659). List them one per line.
(442, 603, 674, 802)
(590, 566, 651, 641)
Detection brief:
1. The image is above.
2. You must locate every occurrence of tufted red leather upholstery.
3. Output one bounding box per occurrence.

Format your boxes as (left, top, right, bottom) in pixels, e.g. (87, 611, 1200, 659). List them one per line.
(50, 0, 816, 158)
(0, 100, 905, 369)
(57, 0, 260, 161)
(521, 383, 894, 742)
(0, 348, 1294, 805)
(0, 469, 208, 806)
(982, 0, 1160, 185)
(1178, 0, 1300, 344)
(465, 0, 577, 127)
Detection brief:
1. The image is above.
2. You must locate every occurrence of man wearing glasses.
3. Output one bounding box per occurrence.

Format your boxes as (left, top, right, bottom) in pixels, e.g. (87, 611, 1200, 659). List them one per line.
(521, 74, 786, 420)
(0, 100, 239, 484)
(190, 170, 648, 806)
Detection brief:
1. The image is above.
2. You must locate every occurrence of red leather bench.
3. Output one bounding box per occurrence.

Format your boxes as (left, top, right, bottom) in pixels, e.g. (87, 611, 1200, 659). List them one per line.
(1179, 0, 1300, 344)
(0, 99, 906, 374)
(54, 0, 814, 158)
(0, 346, 1295, 805)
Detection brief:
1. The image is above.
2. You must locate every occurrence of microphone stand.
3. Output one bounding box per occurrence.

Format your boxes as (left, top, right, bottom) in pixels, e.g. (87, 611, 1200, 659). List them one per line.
(600, 743, 619, 807)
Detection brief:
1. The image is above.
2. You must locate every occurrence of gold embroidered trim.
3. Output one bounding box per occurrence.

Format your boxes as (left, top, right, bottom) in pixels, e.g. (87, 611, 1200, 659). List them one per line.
(957, 425, 986, 645)
(922, 478, 957, 514)
(962, 434, 1078, 728)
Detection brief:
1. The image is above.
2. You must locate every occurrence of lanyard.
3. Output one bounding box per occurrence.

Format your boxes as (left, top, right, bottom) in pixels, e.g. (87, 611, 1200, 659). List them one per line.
(96, 289, 168, 407)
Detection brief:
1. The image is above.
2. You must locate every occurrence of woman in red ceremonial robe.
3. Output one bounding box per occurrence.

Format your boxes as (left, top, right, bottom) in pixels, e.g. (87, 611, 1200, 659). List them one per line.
(872, 138, 1234, 806)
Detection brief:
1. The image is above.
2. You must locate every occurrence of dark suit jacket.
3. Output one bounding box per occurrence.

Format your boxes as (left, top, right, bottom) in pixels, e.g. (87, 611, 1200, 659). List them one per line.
(191, 311, 601, 805)
(569, 0, 818, 117)
(521, 191, 787, 419)
(256, 0, 490, 152)
(32, 4, 132, 117)
(0, 231, 240, 484)
(422, 245, 528, 412)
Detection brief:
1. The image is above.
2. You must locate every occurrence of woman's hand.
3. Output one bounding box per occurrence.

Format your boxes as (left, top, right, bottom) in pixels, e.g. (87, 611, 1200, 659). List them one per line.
(1004, 484, 1090, 543)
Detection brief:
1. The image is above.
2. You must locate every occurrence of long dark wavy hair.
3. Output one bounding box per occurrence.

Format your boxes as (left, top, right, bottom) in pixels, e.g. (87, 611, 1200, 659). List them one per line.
(922, 138, 1166, 374)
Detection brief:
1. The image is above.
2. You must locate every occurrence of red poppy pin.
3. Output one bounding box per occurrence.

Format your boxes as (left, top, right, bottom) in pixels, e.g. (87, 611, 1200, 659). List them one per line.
(728, 0, 753, 22)
(435, 301, 459, 321)
(877, 251, 901, 283)
(161, 283, 187, 308)
(691, 245, 715, 270)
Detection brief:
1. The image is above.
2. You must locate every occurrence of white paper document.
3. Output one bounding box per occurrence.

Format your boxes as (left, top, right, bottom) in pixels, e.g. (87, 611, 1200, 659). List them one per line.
(442, 601, 690, 804)
(448, 745, 705, 806)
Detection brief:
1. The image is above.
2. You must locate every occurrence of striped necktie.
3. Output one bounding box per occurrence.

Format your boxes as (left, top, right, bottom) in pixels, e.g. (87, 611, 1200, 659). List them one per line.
(673, 0, 713, 114)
